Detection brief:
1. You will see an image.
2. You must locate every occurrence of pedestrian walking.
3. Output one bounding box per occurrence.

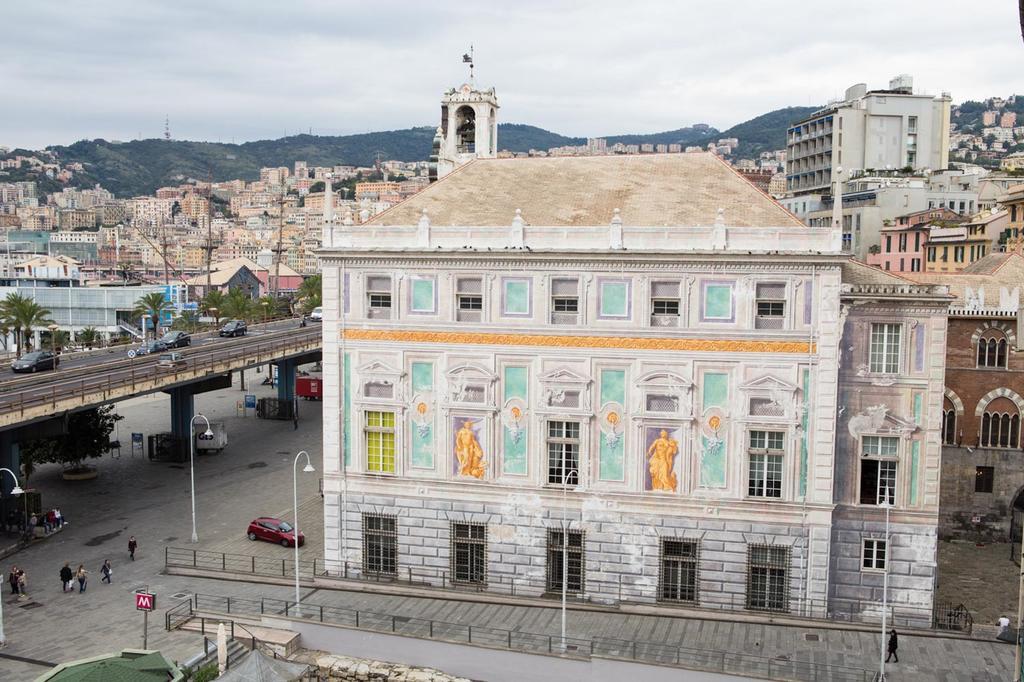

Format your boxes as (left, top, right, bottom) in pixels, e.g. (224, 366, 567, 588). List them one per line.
(8, 566, 19, 595)
(128, 536, 137, 560)
(885, 628, 899, 663)
(60, 563, 73, 592)
(76, 564, 88, 592)
(54, 507, 66, 527)
(100, 560, 112, 584)
(17, 568, 27, 598)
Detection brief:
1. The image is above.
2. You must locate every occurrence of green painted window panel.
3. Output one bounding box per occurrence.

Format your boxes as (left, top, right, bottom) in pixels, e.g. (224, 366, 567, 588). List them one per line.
(600, 281, 629, 317)
(504, 366, 528, 401)
(411, 424, 433, 468)
(503, 280, 530, 315)
(412, 362, 434, 393)
(411, 278, 435, 312)
(704, 284, 733, 320)
(599, 436, 624, 481)
(702, 372, 728, 409)
(913, 393, 923, 426)
(799, 368, 809, 498)
(700, 437, 726, 487)
(343, 353, 351, 466)
(600, 369, 626, 406)
(503, 427, 527, 475)
(910, 441, 920, 506)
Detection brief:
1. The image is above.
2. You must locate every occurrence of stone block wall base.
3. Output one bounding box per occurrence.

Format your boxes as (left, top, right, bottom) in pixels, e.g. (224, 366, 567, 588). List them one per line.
(316, 653, 470, 681)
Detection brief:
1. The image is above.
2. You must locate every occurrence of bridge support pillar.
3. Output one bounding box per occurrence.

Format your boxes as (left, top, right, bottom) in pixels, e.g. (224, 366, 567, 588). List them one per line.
(276, 359, 296, 403)
(168, 386, 195, 445)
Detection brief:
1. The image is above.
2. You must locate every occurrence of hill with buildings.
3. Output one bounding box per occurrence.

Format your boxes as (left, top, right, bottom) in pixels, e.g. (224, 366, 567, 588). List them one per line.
(16, 106, 821, 196)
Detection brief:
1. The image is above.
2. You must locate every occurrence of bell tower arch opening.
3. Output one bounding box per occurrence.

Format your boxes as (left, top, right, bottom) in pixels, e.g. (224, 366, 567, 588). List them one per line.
(455, 106, 477, 153)
(434, 81, 499, 181)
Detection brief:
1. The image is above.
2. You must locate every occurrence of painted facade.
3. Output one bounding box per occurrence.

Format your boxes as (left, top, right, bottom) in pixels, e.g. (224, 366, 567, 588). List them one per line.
(317, 152, 949, 622)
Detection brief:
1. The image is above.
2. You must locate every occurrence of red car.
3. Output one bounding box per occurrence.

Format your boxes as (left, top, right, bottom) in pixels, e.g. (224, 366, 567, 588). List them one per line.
(246, 517, 305, 547)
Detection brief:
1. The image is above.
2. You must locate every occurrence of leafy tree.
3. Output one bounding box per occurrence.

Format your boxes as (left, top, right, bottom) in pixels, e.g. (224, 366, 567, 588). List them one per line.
(296, 274, 322, 313)
(221, 286, 255, 321)
(201, 289, 225, 325)
(133, 292, 172, 340)
(0, 292, 55, 357)
(78, 326, 100, 349)
(21, 406, 123, 473)
(172, 310, 201, 332)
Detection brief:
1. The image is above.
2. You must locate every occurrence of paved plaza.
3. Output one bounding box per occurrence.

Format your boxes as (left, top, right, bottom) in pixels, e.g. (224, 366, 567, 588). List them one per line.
(936, 539, 1019, 627)
(0, 372, 1016, 681)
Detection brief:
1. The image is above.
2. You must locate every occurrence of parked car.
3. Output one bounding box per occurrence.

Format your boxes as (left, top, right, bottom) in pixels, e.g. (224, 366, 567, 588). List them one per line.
(220, 320, 247, 337)
(10, 350, 59, 373)
(157, 351, 185, 370)
(246, 517, 304, 547)
(142, 340, 168, 353)
(160, 330, 191, 348)
(309, 307, 323, 321)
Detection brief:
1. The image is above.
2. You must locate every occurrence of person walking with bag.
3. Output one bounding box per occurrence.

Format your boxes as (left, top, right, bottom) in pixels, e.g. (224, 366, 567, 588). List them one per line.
(100, 560, 112, 584)
(17, 568, 28, 598)
(128, 536, 137, 561)
(60, 563, 73, 592)
(8, 566, 19, 595)
(75, 564, 88, 593)
(885, 629, 899, 663)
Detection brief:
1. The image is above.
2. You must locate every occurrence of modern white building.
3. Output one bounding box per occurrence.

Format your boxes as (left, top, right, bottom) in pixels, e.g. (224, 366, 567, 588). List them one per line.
(783, 75, 952, 217)
(318, 151, 949, 622)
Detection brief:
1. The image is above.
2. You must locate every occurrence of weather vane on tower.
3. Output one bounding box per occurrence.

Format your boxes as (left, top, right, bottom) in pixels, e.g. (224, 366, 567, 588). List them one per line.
(462, 45, 474, 86)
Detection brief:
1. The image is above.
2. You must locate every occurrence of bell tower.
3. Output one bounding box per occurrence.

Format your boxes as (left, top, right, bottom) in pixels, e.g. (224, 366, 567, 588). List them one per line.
(436, 82, 498, 179)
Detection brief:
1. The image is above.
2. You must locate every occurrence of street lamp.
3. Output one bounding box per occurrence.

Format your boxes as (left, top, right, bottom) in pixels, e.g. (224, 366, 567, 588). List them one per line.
(0, 467, 24, 646)
(879, 487, 892, 681)
(292, 451, 315, 616)
(189, 414, 213, 543)
(561, 466, 578, 652)
(209, 307, 218, 328)
(47, 323, 59, 371)
(261, 300, 269, 325)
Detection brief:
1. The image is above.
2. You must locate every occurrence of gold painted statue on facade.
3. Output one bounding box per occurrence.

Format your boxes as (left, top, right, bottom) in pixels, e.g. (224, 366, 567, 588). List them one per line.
(455, 419, 486, 479)
(647, 429, 679, 492)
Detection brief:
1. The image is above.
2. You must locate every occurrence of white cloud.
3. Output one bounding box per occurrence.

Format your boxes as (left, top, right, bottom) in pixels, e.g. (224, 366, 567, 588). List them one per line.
(1, 0, 1020, 148)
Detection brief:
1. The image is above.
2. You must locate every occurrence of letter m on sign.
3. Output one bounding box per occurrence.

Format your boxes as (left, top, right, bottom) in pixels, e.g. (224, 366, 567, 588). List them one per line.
(135, 591, 155, 611)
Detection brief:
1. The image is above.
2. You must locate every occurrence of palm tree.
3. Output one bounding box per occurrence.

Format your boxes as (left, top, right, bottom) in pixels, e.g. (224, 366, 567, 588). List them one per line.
(132, 292, 172, 340)
(171, 311, 200, 333)
(221, 287, 255, 321)
(256, 295, 277, 323)
(201, 290, 225, 326)
(78, 326, 101, 350)
(296, 274, 322, 314)
(0, 292, 54, 357)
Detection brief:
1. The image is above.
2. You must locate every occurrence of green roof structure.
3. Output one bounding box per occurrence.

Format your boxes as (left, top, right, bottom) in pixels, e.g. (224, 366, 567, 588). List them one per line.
(35, 649, 184, 682)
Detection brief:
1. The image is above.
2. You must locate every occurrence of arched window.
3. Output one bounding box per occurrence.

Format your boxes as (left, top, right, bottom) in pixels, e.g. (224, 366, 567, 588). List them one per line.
(980, 397, 1020, 448)
(977, 333, 1008, 368)
(941, 397, 958, 446)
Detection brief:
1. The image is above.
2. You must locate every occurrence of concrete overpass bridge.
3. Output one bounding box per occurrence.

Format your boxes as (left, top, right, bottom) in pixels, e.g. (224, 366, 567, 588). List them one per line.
(0, 320, 322, 487)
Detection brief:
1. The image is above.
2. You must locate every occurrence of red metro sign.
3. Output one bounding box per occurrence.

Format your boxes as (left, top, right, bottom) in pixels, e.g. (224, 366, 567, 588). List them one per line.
(135, 591, 156, 611)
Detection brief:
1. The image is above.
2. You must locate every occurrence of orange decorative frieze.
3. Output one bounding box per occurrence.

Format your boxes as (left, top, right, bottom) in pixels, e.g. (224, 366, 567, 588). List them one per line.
(340, 328, 815, 354)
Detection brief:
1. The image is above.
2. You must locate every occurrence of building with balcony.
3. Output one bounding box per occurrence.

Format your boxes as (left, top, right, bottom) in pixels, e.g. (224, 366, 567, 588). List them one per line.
(317, 152, 950, 622)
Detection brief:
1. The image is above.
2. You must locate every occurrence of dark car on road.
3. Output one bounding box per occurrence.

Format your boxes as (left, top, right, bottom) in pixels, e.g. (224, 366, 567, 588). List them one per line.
(10, 350, 59, 373)
(160, 331, 191, 348)
(219, 320, 247, 337)
(142, 340, 168, 353)
(246, 517, 304, 547)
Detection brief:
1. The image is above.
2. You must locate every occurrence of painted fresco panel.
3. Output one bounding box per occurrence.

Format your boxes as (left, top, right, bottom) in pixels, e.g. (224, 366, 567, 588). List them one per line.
(452, 415, 487, 479)
(644, 425, 681, 492)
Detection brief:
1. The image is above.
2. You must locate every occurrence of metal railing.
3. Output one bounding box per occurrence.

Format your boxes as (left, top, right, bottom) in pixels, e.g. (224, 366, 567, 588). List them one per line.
(165, 547, 965, 634)
(0, 326, 320, 423)
(182, 592, 874, 682)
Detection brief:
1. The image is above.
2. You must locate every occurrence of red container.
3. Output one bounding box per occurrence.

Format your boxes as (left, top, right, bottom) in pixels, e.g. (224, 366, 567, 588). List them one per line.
(296, 376, 322, 400)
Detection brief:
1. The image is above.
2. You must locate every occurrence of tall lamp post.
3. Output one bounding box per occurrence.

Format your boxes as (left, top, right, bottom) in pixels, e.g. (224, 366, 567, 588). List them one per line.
(293, 450, 315, 615)
(47, 323, 59, 371)
(0, 467, 25, 645)
(879, 487, 893, 681)
(189, 414, 213, 543)
(261, 300, 269, 325)
(561, 467, 578, 652)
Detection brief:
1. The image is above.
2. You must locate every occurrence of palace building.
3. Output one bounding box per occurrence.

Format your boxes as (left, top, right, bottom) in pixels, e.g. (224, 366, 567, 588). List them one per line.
(317, 148, 950, 621)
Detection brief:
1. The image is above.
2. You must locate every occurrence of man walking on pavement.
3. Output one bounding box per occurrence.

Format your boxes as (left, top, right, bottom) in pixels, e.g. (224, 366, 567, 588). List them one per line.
(885, 629, 899, 663)
(100, 560, 112, 584)
(60, 563, 73, 592)
(128, 535, 137, 561)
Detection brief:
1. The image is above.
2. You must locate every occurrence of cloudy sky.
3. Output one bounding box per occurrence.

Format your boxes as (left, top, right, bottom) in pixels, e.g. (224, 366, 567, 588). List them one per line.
(3, 0, 1021, 149)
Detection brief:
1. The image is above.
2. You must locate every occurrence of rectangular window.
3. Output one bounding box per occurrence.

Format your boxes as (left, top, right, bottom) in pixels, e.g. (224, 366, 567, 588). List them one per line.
(898, 234, 907, 251)
(451, 522, 487, 585)
(366, 275, 392, 319)
(365, 411, 396, 473)
(954, 246, 965, 263)
(975, 465, 995, 493)
(869, 323, 901, 374)
(551, 278, 580, 325)
(860, 436, 898, 505)
(650, 281, 681, 327)
(456, 277, 483, 322)
(755, 283, 786, 329)
(927, 247, 936, 263)
(861, 538, 887, 571)
(362, 514, 397, 576)
(546, 529, 584, 594)
(659, 539, 698, 603)
(746, 545, 789, 613)
(748, 430, 784, 498)
(547, 420, 580, 486)
(703, 282, 734, 321)
(598, 280, 630, 318)
(502, 278, 531, 316)
(410, 276, 436, 313)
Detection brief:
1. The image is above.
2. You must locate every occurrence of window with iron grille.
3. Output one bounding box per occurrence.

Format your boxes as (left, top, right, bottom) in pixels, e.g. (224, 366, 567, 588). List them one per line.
(749, 397, 785, 418)
(646, 393, 678, 413)
(366, 275, 392, 319)
(650, 281, 681, 326)
(659, 539, 698, 603)
(746, 544, 789, 612)
(546, 529, 584, 594)
(748, 430, 784, 498)
(362, 513, 397, 576)
(860, 436, 898, 505)
(869, 323, 901, 374)
(547, 420, 580, 485)
(754, 283, 786, 329)
(451, 522, 487, 585)
(364, 381, 394, 399)
(456, 277, 483, 322)
(551, 278, 580, 324)
(861, 538, 886, 571)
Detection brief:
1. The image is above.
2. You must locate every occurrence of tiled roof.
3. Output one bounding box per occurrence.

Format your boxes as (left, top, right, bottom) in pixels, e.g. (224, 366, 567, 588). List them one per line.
(905, 252, 1024, 302)
(841, 260, 915, 286)
(367, 153, 804, 228)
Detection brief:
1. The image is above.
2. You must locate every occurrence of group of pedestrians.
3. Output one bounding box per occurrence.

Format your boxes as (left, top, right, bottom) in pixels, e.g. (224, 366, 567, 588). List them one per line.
(7, 565, 27, 598)
(58, 562, 97, 593)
